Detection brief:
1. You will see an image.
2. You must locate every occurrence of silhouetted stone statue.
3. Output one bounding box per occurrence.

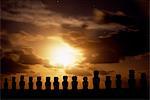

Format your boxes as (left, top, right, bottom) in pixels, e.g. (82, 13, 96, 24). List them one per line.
(72, 76, 78, 91)
(1, 72, 149, 98)
(129, 70, 135, 79)
(116, 74, 122, 89)
(128, 70, 136, 89)
(4, 78, 8, 96)
(11, 77, 16, 96)
(93, 71, 100, 90)
(105, 76, 111, 89)
(82, 77, 88, 90)
(140, 73, 147, 90)
(4, 78, 8, 91)
(28, 77, 33, 90)
(18, 75, 25, 96)
(36, 76, 42, 90)
(19, 75, 25, 90)
(45, 77, 51, 90)
(53, 77, 59, 90)
(12, 77, 16, 91)
(62, 76, 68, 90)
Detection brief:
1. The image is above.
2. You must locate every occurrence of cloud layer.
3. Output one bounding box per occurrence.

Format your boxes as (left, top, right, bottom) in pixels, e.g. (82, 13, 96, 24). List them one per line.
(1, 0, 149, 75)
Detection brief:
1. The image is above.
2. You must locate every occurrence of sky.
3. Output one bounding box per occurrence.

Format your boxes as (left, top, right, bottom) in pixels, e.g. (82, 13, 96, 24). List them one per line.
(0, 0, 149, 89)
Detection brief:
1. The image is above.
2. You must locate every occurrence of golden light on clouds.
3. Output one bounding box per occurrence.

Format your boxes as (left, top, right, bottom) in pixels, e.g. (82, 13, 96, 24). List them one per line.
(48, 37, 85, 68)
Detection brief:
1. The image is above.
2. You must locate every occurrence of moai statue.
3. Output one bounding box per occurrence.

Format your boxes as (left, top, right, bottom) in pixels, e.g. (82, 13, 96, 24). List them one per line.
(53, 77, 59, 90)
(36, 76, 42, 90)
(82, 77, 88, 90)
(19, 75, 25, 90)
(62, 76, 68, 90)
(4, 78, 8, 96)
(105, 76, 111, 89)
(116, 74, 122, 89)
(72, 76, 78, 91)
(28, 77, 33, 90)
(45, 77, 51, 90)
(140, 73, 147, 90)
(128, 70, 136, 89)
(4, 78, 8, 90)
(12, 77, 16, 90)
(93, 71, 100, 90)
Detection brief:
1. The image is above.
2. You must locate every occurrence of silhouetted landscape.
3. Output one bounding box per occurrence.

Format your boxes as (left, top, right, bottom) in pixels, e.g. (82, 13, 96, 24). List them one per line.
(1, 70, 149, 99)
(1, 0, 149, 100)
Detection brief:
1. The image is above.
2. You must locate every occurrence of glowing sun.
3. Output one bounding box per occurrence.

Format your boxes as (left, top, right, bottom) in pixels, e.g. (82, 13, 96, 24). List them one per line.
(49, 37, 84, 68)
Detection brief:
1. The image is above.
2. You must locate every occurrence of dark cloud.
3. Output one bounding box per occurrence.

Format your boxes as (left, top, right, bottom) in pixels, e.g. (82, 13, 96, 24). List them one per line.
(90, 28, 149, 63)
(1, 19, 44, 34)
(1, 0, 148, 65)
(1, 0, 137, 38)
(42, 0, 147, 18)
(3, 49, 24, 57)
(1, 48, 48, 65)
(112, 30, 149, 57)
(1, 56, 28, 74)
(93, 9, 130, 24)
(0, 33, 13, 49)
(19, 54, 44, 65)
(0, 47, 52, 74)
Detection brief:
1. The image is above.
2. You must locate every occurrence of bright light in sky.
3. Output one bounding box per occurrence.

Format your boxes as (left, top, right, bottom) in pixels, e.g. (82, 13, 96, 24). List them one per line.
(48, 37, 84, 68)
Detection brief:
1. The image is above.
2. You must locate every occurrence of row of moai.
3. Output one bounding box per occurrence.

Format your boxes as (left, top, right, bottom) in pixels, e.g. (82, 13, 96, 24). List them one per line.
(4, 70, 148, 91)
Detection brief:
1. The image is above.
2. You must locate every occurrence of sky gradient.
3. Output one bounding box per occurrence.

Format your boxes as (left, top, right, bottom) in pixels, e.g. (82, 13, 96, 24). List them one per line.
(0, 0, 149, 89)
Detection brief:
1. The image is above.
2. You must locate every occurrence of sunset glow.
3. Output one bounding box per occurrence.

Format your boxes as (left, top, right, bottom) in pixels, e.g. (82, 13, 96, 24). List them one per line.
(48, 37, 84, 68)
(1, 0, 149, 94)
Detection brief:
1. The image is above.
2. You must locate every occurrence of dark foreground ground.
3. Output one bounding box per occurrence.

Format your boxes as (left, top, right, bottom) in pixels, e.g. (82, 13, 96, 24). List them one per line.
(1, 88, 149, 99)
